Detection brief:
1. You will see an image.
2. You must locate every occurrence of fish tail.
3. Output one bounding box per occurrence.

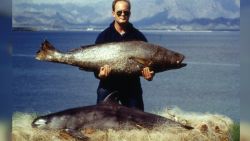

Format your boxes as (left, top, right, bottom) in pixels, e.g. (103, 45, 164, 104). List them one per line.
(35, 40, 59, 61)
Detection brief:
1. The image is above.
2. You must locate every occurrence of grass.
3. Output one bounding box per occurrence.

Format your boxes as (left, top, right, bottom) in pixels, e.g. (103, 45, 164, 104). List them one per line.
(230, 123, 240, 141)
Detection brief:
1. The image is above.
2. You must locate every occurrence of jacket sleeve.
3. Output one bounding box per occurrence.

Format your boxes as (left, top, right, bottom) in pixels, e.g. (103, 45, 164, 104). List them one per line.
(137, 31, 148, 42)
(94, 71, 100, 79)
(95, 31, 107, 44)
(95, 34, 102, 44)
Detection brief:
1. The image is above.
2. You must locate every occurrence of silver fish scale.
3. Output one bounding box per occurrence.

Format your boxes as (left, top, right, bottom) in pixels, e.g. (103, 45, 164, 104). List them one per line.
(65, 41, 156, 74)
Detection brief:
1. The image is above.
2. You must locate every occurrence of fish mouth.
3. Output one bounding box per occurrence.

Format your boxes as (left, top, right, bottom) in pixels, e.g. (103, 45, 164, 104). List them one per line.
(177, 55, 185, 64)
(177, 63, 187, 68)
(171, 55, 187, 69)
(175, 55, 186, 66)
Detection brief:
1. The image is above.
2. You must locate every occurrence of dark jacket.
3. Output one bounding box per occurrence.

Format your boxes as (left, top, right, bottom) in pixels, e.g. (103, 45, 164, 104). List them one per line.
(95, 21, 147, 44)
(95, 21, 147, 95)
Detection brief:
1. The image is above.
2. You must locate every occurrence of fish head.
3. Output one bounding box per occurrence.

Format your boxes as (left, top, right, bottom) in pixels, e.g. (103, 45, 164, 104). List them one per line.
(168, 52, 185, 65)
(158, 51, 187, 71)
(169, 52, 187, 69)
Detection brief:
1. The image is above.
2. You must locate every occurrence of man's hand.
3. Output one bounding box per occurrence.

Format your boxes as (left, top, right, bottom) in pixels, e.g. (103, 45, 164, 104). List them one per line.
(142, 67, 154, 81)
(98, 65, 111, 79)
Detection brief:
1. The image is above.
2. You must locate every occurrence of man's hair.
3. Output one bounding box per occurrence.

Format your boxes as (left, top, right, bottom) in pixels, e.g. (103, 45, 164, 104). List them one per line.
(112, 0, 131, 11)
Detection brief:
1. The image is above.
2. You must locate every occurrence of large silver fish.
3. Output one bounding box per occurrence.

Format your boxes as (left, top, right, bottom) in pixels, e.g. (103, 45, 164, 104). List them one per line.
(36, 40, 186, 75)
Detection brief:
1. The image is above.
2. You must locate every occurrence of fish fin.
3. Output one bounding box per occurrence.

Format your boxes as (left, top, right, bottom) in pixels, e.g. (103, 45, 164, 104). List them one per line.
(35, 40, 60, 61)
(79, 67, 87, 71)
(129, 57, 152, 67)
(78, 67, 93, 72)
(64, 129, 89, 141)
(102, 91, 119, 104)
(69, 44, 96, 52)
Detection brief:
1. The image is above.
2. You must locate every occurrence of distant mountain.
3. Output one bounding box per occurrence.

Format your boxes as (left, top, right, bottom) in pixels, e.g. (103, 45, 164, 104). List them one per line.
(12, 1, 240, 31)
(133, 9, 239, 31)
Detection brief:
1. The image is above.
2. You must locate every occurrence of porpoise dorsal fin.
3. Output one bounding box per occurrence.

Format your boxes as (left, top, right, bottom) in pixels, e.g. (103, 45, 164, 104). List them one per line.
(102, 91, 119, 104)
(129, 57, 152, 67)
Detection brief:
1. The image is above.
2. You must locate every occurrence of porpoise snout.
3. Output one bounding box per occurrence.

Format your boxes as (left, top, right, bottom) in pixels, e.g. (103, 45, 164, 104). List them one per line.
(32, 118, 47, 128)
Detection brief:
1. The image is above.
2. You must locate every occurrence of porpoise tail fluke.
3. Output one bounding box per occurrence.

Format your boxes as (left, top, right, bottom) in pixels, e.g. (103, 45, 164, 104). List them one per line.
(36, 40, 60, 61)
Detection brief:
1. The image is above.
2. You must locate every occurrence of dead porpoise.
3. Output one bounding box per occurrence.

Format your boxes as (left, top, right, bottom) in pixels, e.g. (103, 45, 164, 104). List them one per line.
(32, 94, 193, 140)
(36, 40, 186, 75)
(31, 94, 193, 140)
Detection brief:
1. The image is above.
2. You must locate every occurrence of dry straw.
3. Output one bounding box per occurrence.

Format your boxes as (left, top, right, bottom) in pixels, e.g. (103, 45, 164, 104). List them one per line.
(12, 107, 233, 141)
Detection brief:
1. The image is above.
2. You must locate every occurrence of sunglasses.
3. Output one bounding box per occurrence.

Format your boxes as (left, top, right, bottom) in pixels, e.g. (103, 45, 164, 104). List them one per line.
(116, 10, 130, 16)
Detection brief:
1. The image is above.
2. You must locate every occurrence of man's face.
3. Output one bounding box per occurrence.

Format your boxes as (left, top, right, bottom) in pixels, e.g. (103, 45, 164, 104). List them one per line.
(112, 1, 130, 25)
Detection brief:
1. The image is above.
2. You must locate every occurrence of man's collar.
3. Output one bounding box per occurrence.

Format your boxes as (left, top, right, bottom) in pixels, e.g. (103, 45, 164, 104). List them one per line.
(110, 21, 133, 33)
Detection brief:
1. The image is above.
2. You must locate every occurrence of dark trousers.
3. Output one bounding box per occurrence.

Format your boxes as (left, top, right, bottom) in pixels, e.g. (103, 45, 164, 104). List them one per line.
(97, 88, 144, 111)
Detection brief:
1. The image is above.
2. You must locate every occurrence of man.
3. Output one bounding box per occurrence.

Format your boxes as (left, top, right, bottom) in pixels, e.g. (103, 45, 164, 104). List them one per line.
(95, 0, 154, 111)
